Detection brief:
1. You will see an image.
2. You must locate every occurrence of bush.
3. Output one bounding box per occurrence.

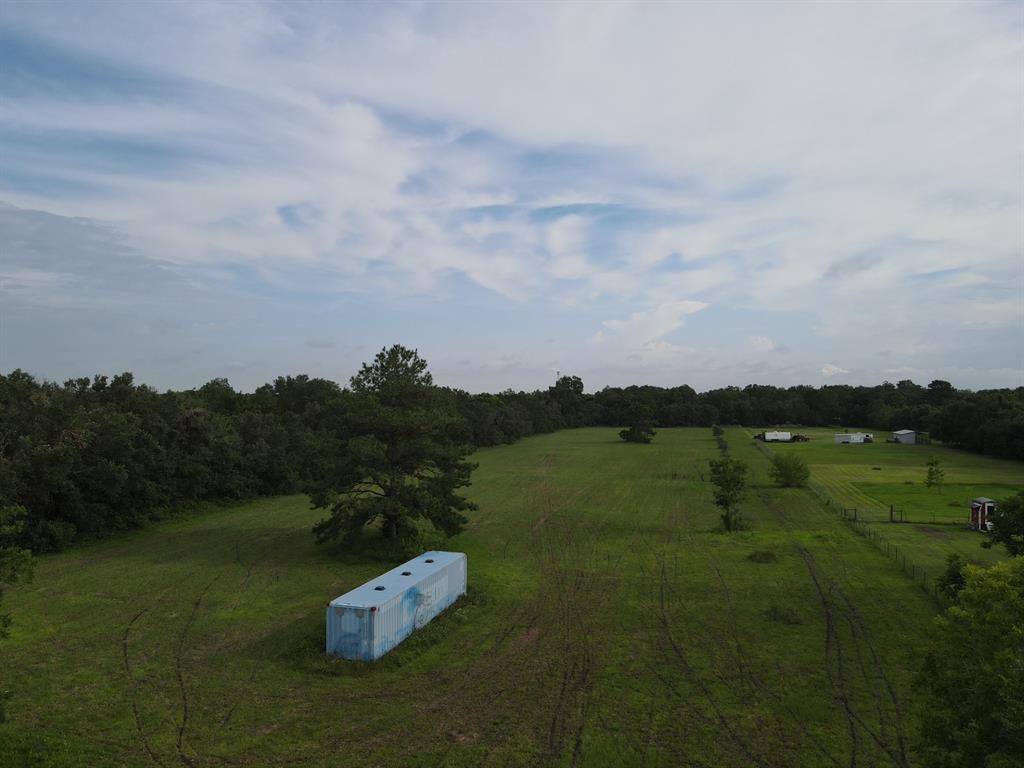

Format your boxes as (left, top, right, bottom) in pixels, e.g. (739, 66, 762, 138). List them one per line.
(768, 453, 810, 488)
(935, 554, 967, 601)
(619, 421, 656, 444)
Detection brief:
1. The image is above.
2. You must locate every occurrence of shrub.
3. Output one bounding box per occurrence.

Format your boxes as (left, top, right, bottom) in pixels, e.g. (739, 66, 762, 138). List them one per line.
(619, 421, 656, 444)
(768, 453, 810, 488)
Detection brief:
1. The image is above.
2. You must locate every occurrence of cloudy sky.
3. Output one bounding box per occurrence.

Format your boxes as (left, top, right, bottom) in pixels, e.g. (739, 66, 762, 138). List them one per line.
(1, 1, 1021, 393)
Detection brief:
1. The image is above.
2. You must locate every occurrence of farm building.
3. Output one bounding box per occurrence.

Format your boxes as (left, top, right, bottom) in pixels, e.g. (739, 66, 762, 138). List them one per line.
(764, 431, 792, 442)
(326, 551, 467, 661)
(892, 429, 917, 445)
(969, 498, 996, 532)
(834, 432, 873, 444)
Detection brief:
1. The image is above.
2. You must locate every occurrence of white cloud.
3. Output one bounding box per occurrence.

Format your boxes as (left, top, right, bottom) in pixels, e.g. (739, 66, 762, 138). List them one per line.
(821, 364, 850, 378)
(596, 301, 708, 348)
(749, 336, 776, 352)
(544, 215, 591, 280)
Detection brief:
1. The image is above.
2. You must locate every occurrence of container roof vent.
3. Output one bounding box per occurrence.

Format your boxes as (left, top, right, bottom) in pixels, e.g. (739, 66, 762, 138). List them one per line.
(328, 551, 466, 609)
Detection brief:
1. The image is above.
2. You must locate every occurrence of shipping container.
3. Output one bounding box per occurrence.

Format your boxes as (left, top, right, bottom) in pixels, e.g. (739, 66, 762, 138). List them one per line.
(326, 551, 467, 661)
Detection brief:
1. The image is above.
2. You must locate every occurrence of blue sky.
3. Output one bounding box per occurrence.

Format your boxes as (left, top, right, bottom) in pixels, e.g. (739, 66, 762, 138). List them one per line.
(0, 1, 1021, 392)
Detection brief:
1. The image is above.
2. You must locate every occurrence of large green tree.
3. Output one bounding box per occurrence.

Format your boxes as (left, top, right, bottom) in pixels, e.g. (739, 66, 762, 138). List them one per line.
(985, 490, 1024, 557)
(311, 346, 477, 544)
(916, 558, 1024, 767)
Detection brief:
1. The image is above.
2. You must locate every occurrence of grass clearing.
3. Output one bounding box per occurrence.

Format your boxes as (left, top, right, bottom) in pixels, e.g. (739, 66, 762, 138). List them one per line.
(2, 428, 940, 766)
(748, 427, 1021, 580)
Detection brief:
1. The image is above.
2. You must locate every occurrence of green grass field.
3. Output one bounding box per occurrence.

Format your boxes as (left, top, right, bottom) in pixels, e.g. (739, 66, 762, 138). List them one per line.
(747, 427, 1021, 582)
(2, 428, 943, 767)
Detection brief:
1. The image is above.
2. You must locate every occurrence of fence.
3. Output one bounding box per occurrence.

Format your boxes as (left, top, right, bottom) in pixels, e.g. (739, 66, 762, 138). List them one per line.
(750, 435, 946, 605)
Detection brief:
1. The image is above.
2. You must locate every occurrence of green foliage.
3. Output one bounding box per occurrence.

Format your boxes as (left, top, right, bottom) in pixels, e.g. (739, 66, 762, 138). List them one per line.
(768, 452, 810, 488)
(0, 504, 33, 722)
(934, 553, 967, 601)
(916, 558, 1024, 767)
(711, 425, 724, 437)
(708, 454, 748, 531)
(985, 490, 1024, 557)
(311, 346, 477, 545)
(619, 421, 656, 444)
(925, 456, 945, 489)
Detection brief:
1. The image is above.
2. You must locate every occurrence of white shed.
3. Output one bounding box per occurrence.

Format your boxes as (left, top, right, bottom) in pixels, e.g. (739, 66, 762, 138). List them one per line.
(764, 431, 792, 442)
(892, 429, 916, 445)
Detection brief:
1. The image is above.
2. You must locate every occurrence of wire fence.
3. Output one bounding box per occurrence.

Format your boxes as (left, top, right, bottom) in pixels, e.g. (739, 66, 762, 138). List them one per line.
(750, 437, 947, 605)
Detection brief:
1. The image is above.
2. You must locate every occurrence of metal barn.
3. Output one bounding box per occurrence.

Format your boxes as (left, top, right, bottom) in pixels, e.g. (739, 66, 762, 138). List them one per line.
(970, 498, 996, 532)
(326, 551, 467, 661)
(892, 429, 917, 445)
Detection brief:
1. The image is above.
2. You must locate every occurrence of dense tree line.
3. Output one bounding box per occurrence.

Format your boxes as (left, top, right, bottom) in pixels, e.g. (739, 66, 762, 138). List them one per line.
(1, 365, 1021, 553)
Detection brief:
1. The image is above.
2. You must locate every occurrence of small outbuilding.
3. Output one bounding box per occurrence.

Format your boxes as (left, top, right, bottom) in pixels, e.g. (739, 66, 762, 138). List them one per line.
(764, 431, 792, 442)
(892, 429, 917, 445)
(326, 551, 467, 661)
(970, 498, 996, 532)
(834, 432, 873, 444)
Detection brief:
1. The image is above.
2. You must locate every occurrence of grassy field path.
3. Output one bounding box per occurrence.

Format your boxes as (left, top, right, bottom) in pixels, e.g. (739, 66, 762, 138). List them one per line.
(2, 428, 938, 767)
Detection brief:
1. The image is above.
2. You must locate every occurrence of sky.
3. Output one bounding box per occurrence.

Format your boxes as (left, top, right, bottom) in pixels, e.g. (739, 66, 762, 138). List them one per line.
(0, 1, 1021, 393)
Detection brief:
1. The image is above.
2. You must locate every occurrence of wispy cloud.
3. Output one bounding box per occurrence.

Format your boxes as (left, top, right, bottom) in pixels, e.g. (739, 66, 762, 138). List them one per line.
(0, 2, 1020, 390)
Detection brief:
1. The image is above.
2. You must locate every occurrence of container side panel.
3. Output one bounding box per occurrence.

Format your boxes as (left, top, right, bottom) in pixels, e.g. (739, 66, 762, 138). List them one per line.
(326, 605, 373, 660)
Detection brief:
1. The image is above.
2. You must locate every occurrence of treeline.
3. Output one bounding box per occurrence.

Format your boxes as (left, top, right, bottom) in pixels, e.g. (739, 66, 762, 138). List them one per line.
(1, 367, 1021, 552)
(461, 377, 1024, 461)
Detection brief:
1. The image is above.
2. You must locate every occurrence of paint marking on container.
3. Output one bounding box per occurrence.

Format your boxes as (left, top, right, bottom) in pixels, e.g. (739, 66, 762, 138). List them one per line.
(325, 551, 467, 661)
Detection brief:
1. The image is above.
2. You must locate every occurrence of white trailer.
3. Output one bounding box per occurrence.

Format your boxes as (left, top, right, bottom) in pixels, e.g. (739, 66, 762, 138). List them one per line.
(834, 432, 873, 444)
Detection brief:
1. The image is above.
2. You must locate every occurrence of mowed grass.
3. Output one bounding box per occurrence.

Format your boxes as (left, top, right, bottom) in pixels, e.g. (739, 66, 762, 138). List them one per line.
(747, 426, 1021, 580)
(2, 428, 939, 767)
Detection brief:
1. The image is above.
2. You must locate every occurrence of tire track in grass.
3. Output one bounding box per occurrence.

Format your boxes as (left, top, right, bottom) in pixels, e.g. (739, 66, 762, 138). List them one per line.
(653, 551, 770, 768)
(799, 547, 910, 768)
(122, 606, 166, 768)
(174, 576, 220, 767)
(710, 560, 847, 768)
(799, 547, 862, 767)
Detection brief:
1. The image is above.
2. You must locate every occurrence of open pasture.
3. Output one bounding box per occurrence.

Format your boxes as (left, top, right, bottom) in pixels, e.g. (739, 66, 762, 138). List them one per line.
(750, 427, 1021, 578)
(2, 428, 937, 767)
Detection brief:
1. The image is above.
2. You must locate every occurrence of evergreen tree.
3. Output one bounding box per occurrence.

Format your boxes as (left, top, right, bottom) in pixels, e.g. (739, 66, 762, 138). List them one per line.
(925, 457, 945, 489)
(311, 346, 477, 544)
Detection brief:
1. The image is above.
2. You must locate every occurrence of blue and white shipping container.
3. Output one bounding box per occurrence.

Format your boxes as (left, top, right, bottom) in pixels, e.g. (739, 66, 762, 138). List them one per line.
(326, 551, 467, 661)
